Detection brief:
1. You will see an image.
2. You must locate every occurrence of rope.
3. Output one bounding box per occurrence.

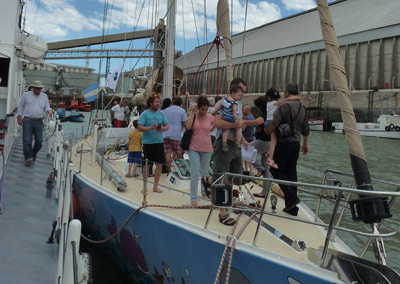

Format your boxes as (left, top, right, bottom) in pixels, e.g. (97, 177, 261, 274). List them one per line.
(181, 36, 222, 95)
(214, 211, 258, 284)
(214, 213, 241, 284)
(81, 203, 211, 244)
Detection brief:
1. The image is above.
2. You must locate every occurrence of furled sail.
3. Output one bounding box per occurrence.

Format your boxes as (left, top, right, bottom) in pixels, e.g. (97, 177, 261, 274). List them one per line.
(216, 0, 233, 88)
(316, 0, 390, 223)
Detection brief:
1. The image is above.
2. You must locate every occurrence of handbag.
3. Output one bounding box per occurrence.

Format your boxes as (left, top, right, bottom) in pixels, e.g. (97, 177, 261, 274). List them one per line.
(180, 114, 196, 150)
(275, 103, 302, 138)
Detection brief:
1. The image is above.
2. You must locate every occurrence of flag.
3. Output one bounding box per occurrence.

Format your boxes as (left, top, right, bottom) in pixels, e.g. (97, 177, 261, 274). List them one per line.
(104, 64, 123, 91)
(83, 82, 99, 102)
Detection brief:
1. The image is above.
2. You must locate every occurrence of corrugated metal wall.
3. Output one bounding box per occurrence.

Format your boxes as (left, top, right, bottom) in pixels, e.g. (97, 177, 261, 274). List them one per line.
(184, 35, 400, 95)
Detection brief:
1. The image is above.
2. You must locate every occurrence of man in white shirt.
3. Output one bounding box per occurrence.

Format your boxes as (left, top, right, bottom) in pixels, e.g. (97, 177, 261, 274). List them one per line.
(111, 100, 129, 128)
(17, 80, 52, 166)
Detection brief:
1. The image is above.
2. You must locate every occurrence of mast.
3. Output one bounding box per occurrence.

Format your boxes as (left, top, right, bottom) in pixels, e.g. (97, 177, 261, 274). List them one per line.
(217, 0, 233, 89)
(164, 0, 177, 99)
(316, 0, 391, 264)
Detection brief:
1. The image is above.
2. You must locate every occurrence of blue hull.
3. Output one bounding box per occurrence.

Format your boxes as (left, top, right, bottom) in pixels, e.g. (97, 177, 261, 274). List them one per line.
(72, 174, 338, 284)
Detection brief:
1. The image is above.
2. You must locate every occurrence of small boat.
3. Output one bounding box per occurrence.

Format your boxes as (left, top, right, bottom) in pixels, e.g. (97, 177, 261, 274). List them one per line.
(308, 118, 325, 131)
(78, 100, 92, 112)
(56, 106, 66, 118)
(68, 109, 85, 122)
(67, 99, 79, 111)
(331, 114, 400, 139)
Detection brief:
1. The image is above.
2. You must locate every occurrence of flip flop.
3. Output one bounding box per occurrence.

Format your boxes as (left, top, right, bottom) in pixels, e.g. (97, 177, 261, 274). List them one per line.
(253, 192, 266, 198)
(267, 158, 279, 169)
(219, 214, 236, 226)
(201, 177, 212, 199)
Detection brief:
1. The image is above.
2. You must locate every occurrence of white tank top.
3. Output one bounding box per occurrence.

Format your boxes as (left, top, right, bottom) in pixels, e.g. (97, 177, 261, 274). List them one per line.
(266, 101, 278, 120)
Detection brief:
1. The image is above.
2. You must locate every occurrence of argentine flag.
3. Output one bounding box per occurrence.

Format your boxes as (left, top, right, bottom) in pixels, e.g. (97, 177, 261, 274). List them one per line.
(83, 82, 99, 102)
(104, 64, 123, 91)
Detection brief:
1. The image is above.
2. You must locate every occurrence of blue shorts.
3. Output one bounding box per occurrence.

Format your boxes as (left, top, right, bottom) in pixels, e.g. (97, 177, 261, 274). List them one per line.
(264, 120, 272, 128)
(128, 151, 142, 164)
(222, 114, 235, 123)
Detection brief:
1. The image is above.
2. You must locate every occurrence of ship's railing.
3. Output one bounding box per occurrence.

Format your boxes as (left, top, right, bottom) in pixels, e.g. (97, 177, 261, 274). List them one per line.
(48, 115, 88, 284)
(207, 172, 400, 267)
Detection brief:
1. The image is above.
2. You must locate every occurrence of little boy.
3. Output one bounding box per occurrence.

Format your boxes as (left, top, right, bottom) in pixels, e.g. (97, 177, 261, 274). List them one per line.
(212, 84, 243, 151)
(126, 120, 142, 177)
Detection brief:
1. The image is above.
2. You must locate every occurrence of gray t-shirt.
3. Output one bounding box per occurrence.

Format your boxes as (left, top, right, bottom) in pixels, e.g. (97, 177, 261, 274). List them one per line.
(215, 99, 243, 140)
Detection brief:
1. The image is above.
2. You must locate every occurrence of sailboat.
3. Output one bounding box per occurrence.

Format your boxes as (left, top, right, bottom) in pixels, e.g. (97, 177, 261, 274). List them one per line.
(54, 0, 400, 283)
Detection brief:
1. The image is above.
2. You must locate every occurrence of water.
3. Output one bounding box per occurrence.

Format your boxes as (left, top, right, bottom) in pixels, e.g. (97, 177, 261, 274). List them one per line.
(298, 131, 400, 272)
(61, 113, 400, 279)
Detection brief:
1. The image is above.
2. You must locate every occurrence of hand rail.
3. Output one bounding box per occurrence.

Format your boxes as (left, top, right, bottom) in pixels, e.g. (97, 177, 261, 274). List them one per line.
(210, 172, 399, 264)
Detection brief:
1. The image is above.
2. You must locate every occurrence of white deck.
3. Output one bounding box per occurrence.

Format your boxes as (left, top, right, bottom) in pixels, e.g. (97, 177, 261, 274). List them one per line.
(70, 137, 355, 268)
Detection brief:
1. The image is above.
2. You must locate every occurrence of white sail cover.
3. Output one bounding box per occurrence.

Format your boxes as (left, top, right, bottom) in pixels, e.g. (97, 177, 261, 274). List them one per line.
(217, 0, 233, 88)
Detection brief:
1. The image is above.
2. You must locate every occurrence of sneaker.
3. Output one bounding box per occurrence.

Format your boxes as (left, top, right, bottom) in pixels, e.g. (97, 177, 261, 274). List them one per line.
(25, 160, 33, 167)
(222, 142, 229, 152)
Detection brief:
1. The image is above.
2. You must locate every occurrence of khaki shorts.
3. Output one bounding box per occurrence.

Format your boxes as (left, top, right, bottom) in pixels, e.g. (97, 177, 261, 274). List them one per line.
(212, 138, 243, 184)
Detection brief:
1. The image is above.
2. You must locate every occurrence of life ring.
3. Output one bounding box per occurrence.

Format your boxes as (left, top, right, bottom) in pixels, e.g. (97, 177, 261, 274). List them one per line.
(388, 124, 395, 131)
(395, 126, 400, 131)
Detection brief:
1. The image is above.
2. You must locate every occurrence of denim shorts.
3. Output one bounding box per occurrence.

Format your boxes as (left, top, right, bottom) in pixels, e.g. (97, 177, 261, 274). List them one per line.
(128, 151, 141, 164)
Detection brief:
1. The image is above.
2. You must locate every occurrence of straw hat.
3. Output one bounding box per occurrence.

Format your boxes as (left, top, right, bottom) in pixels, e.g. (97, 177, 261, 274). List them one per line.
(29, 80, 44, 89)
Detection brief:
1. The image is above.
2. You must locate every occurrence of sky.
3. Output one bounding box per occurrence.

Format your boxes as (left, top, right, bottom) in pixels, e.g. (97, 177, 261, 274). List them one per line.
(23, 0, 334, 74)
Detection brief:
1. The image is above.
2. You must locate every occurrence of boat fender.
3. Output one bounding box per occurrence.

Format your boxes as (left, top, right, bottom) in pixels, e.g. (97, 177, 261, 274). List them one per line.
(395, 126, 400, 131)
(388, 124, 395, 131)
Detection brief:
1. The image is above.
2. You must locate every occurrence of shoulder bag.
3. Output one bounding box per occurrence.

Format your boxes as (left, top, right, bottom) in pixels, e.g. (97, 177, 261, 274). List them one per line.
(180, 114, 196, 150)
(275, 103, 302, 138)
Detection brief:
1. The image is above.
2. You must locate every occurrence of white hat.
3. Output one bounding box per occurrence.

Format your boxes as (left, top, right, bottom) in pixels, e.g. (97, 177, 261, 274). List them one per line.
(29, 80, 44, 88)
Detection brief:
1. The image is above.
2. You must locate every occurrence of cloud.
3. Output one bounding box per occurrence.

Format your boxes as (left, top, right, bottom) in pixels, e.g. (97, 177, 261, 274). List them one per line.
(24, 0, 319, 44)
(25, 0, 283, 42)
(24, 0, 103, 40)
(281, 0, 316, 11)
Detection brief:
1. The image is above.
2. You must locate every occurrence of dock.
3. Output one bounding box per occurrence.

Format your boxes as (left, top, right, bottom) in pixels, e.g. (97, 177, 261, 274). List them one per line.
(0, 135, 58, 283)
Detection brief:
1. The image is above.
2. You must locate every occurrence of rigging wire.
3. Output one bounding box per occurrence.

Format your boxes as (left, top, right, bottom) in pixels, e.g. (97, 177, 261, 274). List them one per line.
(204, 0, 210, 94)
(241, 0, 249, 66)
(190, 0, 204, 71)
(182, 0, 187, 87)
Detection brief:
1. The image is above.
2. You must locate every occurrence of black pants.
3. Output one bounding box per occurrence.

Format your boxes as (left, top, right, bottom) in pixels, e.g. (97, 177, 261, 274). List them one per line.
(270, 141, 300, 208)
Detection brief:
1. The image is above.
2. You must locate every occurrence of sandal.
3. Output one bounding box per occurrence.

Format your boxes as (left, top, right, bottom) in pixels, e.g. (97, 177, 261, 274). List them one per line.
(267, 158, 279, 169)
(253, 192, 266, 198)
(235, 141, 241, 149)
(219, 213, 236, 226)
(256, 170, 265, 177)
(222, 142, 229, 152)
(201, 177, 212, 199)
(249, 200, 262, 208)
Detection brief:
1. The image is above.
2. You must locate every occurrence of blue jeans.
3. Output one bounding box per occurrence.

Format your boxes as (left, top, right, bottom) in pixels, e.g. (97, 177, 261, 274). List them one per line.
(22, 118, 44, 161)
(250, 139, 272, 193)
(188, 150, 212, 202)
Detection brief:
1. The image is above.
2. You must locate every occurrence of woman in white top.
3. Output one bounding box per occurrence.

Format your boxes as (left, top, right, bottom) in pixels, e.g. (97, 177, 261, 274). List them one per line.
(264, 89, 300, 169)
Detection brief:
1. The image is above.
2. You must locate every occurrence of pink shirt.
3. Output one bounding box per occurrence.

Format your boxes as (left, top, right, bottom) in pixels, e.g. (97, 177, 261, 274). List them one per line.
(189, 114, 214, 152)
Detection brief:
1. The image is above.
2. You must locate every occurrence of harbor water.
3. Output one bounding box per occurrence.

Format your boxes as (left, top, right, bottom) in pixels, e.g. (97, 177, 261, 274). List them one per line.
(60, 110, 400, 282)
